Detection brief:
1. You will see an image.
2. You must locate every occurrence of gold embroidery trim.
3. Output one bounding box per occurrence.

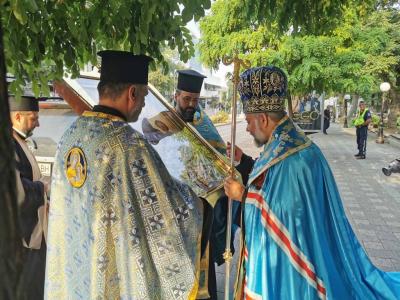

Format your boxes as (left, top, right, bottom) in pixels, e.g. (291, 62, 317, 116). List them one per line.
(82, 111, 125, 122)
(243, 95, 285, 113)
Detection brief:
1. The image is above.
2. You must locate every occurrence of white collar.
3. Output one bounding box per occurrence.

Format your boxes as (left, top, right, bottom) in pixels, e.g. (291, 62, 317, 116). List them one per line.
(13, 127, 28, 139)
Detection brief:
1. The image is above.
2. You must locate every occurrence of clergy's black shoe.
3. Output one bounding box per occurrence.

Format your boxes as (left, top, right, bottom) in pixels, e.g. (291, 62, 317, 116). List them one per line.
(356, 155, 366, 159)
(354, 153, 361, 157)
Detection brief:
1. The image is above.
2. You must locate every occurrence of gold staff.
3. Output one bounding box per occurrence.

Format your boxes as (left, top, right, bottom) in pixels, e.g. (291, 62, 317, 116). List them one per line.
(222, 54, 250, 300)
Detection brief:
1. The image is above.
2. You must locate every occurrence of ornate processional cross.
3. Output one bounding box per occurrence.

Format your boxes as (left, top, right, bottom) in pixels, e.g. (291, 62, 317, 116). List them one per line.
(222, 54, 250, 300)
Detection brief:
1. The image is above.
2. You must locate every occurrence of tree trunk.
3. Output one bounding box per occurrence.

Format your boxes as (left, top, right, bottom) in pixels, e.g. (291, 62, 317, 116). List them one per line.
(387, 89, 400, 129)
(0, 18, 20, 299)
(337, 93, 344, 117)
(287, 91, 293, 118)
(347, 94, 359, 120)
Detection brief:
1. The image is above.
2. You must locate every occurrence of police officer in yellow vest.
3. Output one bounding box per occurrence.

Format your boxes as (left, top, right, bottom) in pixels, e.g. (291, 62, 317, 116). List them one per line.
(354, 100, 371, 159)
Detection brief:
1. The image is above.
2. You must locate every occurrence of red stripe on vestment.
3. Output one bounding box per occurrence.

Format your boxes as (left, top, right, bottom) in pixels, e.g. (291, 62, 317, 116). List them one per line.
(247, 192, 327, 298)
(244, 278, 262, 300)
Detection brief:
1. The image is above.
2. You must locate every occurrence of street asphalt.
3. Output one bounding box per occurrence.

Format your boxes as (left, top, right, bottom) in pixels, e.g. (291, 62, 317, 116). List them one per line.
(215, 121, 400, 299)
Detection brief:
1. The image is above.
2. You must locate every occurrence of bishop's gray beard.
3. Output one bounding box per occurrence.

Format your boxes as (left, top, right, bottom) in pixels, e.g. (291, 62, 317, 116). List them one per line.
(253, 137, 265, 148)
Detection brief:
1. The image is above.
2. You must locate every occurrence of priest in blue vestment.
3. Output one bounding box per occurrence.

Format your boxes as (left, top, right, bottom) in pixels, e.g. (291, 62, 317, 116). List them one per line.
(45, 51, 206, 299)
(142, 69, 245, 299)
(224, 66, 400, 300)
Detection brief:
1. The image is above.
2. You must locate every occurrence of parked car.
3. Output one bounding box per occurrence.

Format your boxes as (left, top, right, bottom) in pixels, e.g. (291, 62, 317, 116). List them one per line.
(30, 102, 78, 181)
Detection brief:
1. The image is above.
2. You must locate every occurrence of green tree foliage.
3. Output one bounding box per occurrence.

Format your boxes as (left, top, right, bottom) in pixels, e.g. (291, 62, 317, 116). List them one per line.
(199, 0, 374, 69)
(242, 0, 376, 35)
(1, 0, 211, 96)
(199, 1, 400, 110)
(199, 0, 277, 69)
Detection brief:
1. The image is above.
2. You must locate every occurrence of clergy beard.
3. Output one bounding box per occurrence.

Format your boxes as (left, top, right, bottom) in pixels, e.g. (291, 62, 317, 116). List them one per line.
(253, 137, 265, 148)
(178, 106, 196, 122)
(25, 129, 34, 138)
(127, 109, 142, 123)
(252, 119, 268, 148)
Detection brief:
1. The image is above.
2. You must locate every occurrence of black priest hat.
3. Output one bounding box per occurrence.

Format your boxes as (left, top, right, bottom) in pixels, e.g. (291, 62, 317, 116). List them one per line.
(9, 95, 39, 112)
(177, 69, 206, 93)
(98, 50, 153, 84)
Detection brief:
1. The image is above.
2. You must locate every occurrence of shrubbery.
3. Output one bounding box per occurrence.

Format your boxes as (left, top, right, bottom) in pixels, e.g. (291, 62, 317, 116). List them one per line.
(210, 111, 229, 124)
(371, 114, 380, 127)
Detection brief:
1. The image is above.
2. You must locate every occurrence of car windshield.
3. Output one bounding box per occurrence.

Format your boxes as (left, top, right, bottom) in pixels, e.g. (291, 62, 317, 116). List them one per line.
(45, 75, 232, 204)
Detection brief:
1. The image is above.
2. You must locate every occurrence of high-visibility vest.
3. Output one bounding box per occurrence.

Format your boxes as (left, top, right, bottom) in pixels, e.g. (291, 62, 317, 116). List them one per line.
(354, 108, 368, 126)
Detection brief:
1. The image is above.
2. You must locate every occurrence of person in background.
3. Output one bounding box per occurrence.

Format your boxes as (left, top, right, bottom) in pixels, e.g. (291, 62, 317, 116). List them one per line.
(174, 69, 252, 299)
(354, 100, 371, 159)
(323, 107, 331, 134)
(9, 95, 49, 300)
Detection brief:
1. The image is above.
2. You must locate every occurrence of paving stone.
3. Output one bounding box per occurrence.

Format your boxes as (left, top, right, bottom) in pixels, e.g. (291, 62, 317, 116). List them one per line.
(374, 205, 390, 211)
(365, 249, 396, 258)
(358, 234, 380, 242)
(380, 213, 396, 219)
(357, 224, 389, 231)
(381, 240, 400, 251)
(341, 191, 355, 196)
(370, 257, 393, 268)
(357, 229, 377, 237)
(368, 193, 379, 197)
(354, 219, 370, 226)
(362, 187, 375, 191)
(350, 211, 366, 217)
(370, 198, 384, 203)
(386, 221, 400, 227)
(390, 259, 400, 270)
(375, 231, 399, 241)
(364, 241, 384, 250)
(362, 212, 380, 219)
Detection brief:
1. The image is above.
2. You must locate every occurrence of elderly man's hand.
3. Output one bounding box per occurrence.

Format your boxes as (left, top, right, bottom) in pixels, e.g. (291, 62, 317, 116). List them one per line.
(224, 177, 245, 201)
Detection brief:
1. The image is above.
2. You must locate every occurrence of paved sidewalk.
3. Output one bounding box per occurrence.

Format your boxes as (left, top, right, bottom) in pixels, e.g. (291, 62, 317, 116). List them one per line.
(310, 123, 400, 271)
(215, 122, 400, 299)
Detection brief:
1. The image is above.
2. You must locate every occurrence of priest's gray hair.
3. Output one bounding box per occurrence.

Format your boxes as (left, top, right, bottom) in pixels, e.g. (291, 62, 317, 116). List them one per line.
(98, 82, 146, 100)
(257, 111, 286, 122)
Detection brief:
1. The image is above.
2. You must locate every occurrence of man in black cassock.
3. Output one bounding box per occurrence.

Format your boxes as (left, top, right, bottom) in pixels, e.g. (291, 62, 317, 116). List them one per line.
(142, 70, 255, 299)
(176, 70, 255, 299)
(9, 95, 49, 300)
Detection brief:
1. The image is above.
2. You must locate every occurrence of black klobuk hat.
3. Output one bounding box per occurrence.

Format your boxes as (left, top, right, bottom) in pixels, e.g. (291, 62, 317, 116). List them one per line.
(98, 50, 153, 84)
(177, 69, 206, 93)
